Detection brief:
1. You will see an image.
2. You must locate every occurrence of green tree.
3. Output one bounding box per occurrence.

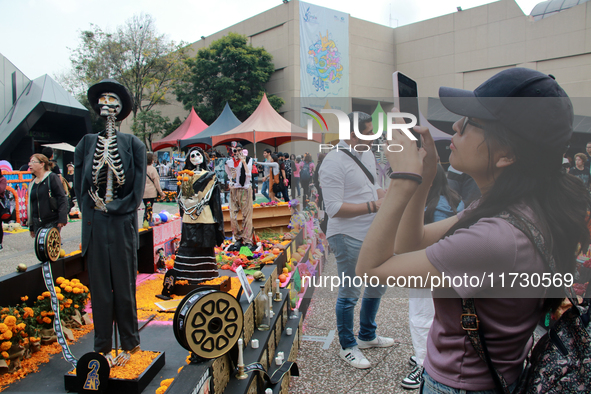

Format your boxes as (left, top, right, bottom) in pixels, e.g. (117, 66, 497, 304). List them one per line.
(131, 110, 170, 148)
(174, 32, 284, 124)
(59, 13, 189, 147)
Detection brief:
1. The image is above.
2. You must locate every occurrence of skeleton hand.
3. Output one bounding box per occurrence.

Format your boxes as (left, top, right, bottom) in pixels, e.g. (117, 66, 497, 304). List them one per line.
(89, 189, 108, 212)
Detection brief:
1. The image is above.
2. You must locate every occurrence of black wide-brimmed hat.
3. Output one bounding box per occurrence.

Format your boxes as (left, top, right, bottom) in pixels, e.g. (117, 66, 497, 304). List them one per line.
(87, 79, 133, 121)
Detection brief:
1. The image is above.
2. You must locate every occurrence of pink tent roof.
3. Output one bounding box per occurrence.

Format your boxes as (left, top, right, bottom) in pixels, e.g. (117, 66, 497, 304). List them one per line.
(212, 94, 320, 146)
(152, 107, 208, 151)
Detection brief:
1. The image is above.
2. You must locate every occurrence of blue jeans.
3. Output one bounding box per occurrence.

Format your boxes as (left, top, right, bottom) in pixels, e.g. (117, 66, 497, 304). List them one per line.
(421, 370, 518, 394)
(328, 234, 387, 349)
(261, 179, 270, 201)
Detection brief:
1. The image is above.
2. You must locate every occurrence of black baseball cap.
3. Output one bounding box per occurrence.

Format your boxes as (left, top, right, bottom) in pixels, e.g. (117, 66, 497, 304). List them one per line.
(439, 68, 573, 149)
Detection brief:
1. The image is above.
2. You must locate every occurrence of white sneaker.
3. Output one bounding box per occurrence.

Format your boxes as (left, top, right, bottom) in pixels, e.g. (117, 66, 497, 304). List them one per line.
(339, 346, 371, 369)
(409, 355, 418, 367)
(401, 365, 423, 389)
(357, 335, 396, 349)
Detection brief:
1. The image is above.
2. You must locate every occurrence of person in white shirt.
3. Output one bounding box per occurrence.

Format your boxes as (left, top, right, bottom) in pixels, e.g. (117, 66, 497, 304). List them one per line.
(224, 142, 254, 250)
(319, 112, 394, 370)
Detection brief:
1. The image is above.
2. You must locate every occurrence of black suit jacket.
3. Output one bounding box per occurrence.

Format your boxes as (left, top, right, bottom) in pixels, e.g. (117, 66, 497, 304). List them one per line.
(74, 131, 146, 256)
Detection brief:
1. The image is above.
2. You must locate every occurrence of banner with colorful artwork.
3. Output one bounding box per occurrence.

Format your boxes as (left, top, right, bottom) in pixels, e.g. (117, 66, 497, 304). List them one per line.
(299, 2, 349, 99)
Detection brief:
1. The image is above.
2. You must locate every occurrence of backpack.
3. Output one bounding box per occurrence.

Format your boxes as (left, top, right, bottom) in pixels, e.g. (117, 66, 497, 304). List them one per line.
(300, 162, 311, 183)
(284, 160, 292, 179)
(464, 212, 591, 394)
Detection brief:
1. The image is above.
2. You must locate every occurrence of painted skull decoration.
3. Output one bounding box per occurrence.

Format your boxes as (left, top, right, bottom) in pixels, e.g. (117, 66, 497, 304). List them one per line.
(98, 92, 122, 118)
(190, 149, 204, 166)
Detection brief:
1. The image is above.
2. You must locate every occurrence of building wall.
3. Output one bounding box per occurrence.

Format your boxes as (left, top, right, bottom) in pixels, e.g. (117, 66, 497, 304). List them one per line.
(394, 0, 591, 98)
(0, 53, 30, 125)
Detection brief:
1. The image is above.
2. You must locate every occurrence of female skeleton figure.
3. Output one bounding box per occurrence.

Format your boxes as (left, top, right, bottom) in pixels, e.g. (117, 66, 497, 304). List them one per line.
(175, 147, 225, 284)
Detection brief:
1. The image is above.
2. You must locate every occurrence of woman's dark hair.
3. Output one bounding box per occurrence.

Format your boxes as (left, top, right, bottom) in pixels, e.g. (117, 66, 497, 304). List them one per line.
(304, 153, 313, 163)
(146, 153, 155, 165)
(290, 154, 296, 161)
(184, 147, 208, 171)
(445, 121, 591, 312)
(425, 164, 461, 224)
(270, 154, 278, 162)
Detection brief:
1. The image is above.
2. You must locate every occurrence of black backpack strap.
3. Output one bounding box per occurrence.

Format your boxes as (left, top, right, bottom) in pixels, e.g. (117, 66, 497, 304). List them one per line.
(340, 150, 374, 185)
(461, 298, 512, 394)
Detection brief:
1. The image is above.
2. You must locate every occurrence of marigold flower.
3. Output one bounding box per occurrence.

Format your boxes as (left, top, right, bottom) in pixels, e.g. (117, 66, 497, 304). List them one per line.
(64, 286, 73, 293)
(20, 296, 28, 301)
(73, 288, 80, 294)
(3, 330, 12, 340)
(55, 287, 61, 294)
(0, 323, 7, 333)
(23, 307, 34, 318)
(74, 305, 79, 309)
(83, 286, 89, 293)
(1, 342, 11, 351)
(1, 351, 8, 359)
(0, 308, 8, 313)
(16, 323, 25, 330)
(43, 317, 52, 324)
(57, 293, 64, 301)
(40, 311, 47, 317)
(71, 279, 80, 284)
(4, 316, 16, 326)
(66, 299, 73, 304)
(59, 305, 64, 311)
(37, 295, 44, 301)
(42, 291, 51, 298)
(56, 277, 65, 285)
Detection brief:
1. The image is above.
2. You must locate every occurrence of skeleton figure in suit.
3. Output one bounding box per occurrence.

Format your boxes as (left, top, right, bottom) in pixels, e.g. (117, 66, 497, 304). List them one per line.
(74, 79, 146, 366)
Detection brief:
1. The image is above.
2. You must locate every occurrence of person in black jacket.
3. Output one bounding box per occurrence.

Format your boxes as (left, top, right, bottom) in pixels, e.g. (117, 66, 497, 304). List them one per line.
(27, 154, 68, 237)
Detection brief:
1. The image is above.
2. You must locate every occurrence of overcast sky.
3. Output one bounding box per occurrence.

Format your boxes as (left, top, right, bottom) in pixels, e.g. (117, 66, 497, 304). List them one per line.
(1, 0, 541, 80)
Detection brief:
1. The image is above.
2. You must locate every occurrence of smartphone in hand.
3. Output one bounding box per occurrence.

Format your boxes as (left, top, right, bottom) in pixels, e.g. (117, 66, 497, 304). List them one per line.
(393, 71, 421, 148)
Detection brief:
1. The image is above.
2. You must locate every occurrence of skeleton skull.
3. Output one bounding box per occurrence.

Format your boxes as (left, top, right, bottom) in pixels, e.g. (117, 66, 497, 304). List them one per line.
(190, 150, 203, 166)
(98, 92, 122, 117)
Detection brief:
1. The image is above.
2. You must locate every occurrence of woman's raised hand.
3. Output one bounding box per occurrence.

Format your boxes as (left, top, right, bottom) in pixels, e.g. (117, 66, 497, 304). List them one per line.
(386, 111, 438, 187)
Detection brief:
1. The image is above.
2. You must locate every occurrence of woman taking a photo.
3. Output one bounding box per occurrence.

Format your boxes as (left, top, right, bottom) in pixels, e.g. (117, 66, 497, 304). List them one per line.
(357, 68, 590, 392)
(27, 154, 68, 237)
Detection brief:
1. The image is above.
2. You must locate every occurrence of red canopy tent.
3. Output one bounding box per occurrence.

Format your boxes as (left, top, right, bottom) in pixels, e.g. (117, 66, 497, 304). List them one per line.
(151, 107, 208, 151)
(211, 94, 321, 148)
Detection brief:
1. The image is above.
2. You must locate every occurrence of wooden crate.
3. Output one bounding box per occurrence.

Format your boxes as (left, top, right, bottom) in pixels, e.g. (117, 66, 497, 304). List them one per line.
(222, 205, 292, 234)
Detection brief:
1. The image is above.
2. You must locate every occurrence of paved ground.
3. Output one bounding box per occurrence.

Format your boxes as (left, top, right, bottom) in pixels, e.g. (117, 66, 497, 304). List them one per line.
(291, 253, 415, 393)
